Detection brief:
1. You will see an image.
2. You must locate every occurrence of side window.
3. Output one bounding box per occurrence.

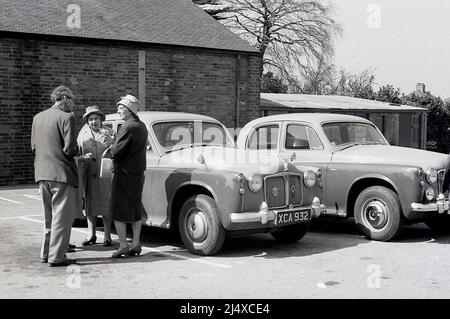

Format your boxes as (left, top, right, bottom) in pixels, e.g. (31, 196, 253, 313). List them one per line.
(248, 125, 279, 150)
(103, 123, 113, 130)
(307, 127, 324, 150)
(323, 125, 342, 145)
(285, 124, 310, 150)
(153, 122, 194, 148)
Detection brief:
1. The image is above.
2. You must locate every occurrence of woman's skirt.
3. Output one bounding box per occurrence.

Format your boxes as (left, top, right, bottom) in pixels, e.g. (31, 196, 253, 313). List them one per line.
(110, 172, 145, 223)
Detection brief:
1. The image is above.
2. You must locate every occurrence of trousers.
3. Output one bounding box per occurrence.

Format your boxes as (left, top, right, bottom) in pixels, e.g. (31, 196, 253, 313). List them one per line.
(39, 180, 77, 263)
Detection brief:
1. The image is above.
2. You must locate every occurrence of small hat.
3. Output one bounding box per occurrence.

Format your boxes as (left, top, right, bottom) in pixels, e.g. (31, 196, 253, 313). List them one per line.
(83, 105, 105, 122)
(117, 94, 140, 115)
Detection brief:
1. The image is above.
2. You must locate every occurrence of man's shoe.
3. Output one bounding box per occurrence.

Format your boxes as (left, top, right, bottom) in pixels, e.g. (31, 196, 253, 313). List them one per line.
(68, 244, 76, 249)
(103, 239, 112, 247)
(49, 259, 77, 267)
(41, 258, 48, 263)
(66, 246, 76, 253)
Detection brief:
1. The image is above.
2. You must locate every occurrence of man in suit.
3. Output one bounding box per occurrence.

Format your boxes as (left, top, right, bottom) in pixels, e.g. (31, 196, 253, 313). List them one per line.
(31, 85, 79, 267)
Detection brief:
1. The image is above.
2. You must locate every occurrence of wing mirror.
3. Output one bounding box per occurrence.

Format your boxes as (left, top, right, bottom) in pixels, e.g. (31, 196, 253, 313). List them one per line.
(290, 152, 297, 162)
(197, 154, 207, 166)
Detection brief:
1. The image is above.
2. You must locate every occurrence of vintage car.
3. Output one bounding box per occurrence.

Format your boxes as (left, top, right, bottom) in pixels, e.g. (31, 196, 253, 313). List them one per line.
(237, 113, 450, 241)
(102, 112, 325, 255)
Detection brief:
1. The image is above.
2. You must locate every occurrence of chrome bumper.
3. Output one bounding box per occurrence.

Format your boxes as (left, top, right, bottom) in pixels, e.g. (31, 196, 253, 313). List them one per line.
(411, 194, 450, 214)
(311, 197, 327, 218)
(230, 197, 325, 224)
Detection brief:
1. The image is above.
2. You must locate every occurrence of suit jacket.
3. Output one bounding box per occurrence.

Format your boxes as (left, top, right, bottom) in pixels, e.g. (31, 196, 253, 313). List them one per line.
(31, 105, 79, 187)
(111, 116, 147, 174)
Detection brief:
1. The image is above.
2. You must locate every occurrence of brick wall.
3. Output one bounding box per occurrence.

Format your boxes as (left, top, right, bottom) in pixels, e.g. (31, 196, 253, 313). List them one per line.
(368, 113, 399, 145)
(144, 48, 260, 128)
(0, 34, 261, 185)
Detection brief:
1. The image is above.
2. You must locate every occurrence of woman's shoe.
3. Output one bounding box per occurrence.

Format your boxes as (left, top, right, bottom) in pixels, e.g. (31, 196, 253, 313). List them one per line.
(103, 239, 112, 247)
(111, 247, 129, 258)
(81, 236, 97, 246)
(129, 245, 142, 257)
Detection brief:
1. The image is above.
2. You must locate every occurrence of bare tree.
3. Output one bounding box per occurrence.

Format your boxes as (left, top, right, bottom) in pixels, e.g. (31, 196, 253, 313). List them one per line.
(298, 55, 336, 95)
(330, 68, 376, 99)
(218, 0, 342, 84)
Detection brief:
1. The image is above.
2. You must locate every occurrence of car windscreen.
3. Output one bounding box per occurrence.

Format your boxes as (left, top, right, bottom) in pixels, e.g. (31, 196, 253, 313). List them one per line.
(322, 122, 387, 146)
(152, 121, 235, 151)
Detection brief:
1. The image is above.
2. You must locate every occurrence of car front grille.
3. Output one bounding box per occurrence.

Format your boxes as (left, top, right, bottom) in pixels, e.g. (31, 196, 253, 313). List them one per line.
(264, 173, 303, 209)
(288, 175, 302, 206)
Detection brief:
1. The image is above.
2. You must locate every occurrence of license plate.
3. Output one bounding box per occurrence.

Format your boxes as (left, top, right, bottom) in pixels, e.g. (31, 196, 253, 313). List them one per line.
(273, 209, 311, 226)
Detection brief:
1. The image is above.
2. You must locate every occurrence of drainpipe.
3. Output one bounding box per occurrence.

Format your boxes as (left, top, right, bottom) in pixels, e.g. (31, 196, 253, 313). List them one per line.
(235, 54, 241, 129)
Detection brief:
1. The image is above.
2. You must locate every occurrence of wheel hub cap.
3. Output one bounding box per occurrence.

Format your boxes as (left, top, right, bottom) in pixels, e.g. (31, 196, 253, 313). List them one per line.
(363, 200, 388, 229)
(187, 209, 208, 242)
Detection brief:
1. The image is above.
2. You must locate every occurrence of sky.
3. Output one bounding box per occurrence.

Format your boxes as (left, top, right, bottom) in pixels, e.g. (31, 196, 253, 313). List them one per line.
(332, 0, 450, 99)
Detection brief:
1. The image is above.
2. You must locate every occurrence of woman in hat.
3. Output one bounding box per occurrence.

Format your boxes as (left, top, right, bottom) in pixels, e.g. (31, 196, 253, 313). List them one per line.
(77, 105, 116, 247)
(110, 95, 147, 258)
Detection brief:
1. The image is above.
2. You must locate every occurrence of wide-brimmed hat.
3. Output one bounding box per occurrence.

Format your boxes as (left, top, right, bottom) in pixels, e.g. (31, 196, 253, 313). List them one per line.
(83, 105, 105, 122)
(117, 94, 140, 115)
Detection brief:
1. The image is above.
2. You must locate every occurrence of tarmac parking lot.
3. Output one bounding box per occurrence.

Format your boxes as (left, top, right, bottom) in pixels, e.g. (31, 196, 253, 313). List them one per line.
(0, 185, 449, 299)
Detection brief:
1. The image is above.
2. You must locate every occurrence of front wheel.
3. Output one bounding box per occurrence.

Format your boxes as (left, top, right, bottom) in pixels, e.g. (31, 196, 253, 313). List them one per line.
(425, 215, 450, 234)
(179, 195, 226, 256)
(354, 186, 403, 241)
(270, 222, 310, 243)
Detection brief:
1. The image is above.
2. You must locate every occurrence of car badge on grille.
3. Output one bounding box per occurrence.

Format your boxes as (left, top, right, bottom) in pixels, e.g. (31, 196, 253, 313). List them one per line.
(283, 160, 289, 171)
(291, 185, 296, 194)
(272, 186, 279, 197)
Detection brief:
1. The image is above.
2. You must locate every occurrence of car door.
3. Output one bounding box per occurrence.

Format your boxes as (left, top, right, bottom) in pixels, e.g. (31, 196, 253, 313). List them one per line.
(245, 122, 282, 159)
(279, 121, 332, 163)
(279, 121, 333, 205)
(141, 130, 159, 225)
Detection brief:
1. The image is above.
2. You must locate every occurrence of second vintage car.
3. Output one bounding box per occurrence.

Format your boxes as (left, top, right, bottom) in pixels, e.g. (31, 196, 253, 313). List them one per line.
(102, 112, 325, 255)
(237, 113, 450, 241)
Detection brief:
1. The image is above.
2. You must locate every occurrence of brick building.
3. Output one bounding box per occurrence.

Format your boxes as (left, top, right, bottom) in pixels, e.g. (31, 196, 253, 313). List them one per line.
(0, 0, 261, 185)
(261, 93, 428, 149)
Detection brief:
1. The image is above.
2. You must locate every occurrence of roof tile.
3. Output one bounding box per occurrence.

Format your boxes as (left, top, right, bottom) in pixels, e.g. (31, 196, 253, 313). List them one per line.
(0, 0, 259, 53)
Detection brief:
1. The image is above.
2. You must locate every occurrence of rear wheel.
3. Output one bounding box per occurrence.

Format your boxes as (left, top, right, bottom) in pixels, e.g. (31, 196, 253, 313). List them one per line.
(179, 195, 226, 256)
(354, 186, 403, 241)
(270, 222, 310, 243)
(425, 215, 450, 234)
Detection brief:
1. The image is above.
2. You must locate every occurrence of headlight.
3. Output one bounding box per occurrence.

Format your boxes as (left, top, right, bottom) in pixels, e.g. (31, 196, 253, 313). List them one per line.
(303, 170, 316, 188)
(248, 174, 263, 192)
(426, 168, 438, 184)
(425, 187, 435, 201)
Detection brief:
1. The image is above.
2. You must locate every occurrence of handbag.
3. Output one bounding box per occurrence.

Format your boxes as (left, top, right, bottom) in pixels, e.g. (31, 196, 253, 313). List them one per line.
(100, 147, 114, 179)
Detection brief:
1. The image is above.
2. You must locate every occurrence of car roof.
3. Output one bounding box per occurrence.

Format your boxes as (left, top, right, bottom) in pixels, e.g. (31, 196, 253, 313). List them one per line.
(244, 113, 374, 127)
(105, 111, 222, 124)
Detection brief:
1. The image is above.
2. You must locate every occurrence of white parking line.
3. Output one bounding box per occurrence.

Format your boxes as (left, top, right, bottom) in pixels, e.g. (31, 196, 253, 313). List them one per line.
(0, 214, 41, 220)
(22, 194, 41, 201)
(0, 196, 22, 204)
(19, 216, 232, 269)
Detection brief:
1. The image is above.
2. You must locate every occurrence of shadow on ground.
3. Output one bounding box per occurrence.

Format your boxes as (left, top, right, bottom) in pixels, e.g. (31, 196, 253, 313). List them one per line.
(73, 216, 450, 262)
